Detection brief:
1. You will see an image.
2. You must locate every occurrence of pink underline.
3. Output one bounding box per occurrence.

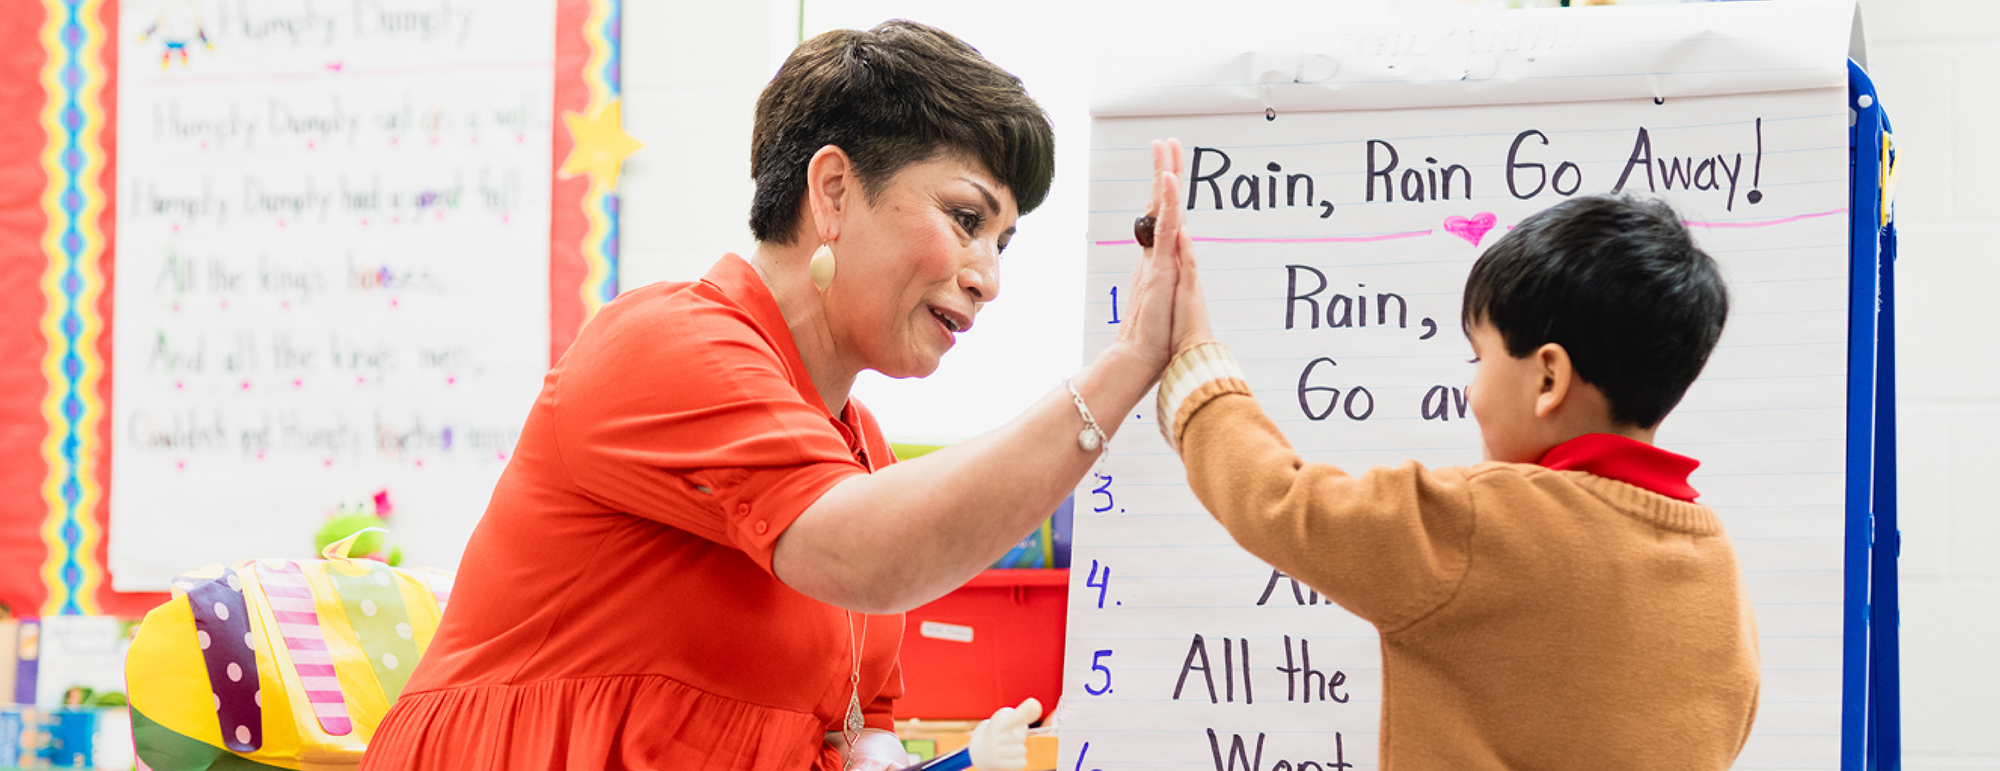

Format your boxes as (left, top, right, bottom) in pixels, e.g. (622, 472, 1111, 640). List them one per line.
(1683, 208, 1847, 229)
(1090, 207, 1845, 248)
(1094, 229, 1434, 247)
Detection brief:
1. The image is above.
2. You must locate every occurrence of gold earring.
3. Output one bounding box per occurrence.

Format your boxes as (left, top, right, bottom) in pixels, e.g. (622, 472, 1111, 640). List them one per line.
(810, 243, 836, 292)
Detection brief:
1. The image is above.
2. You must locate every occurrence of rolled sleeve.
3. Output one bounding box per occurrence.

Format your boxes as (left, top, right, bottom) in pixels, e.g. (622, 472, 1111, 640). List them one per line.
(552, 283, 870, 573)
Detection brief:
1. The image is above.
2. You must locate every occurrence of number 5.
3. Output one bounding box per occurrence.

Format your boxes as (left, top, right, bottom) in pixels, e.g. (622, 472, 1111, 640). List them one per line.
(1085, 649, 1114, 695)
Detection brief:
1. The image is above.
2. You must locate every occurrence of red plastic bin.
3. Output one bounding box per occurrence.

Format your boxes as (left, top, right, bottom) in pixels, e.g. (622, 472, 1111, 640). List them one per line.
(895, 569, 1068, 720)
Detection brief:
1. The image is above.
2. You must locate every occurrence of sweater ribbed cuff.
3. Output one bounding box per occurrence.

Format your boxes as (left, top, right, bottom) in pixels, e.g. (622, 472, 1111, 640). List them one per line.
(1156, 343, 1251, 451)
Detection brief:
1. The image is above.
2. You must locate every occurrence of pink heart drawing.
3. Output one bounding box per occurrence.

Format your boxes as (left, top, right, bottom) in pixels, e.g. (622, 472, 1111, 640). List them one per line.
(325, 61, 344, 72)
(1444, 212, 1497, 247)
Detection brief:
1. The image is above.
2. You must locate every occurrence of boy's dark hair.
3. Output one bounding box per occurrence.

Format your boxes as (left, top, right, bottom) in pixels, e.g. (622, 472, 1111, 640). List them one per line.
(1461, 195, 1729, 428)
(749, 20, 1056, 245)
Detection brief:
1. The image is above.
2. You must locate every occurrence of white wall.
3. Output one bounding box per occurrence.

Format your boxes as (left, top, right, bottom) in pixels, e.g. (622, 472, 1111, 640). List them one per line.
(622, 0, 1999, 764)
(619, 0, 797, 289)
(1855, 0, 2000, 767)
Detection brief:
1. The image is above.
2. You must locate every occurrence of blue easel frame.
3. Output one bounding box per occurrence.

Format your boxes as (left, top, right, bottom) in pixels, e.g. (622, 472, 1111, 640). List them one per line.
(1841, 59, 1900, 771)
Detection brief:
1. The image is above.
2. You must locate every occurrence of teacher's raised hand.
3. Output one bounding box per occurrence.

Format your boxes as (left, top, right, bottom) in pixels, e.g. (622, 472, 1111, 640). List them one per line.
(1112, 138, 1187, 377)
(1138, 138, 1216, 357)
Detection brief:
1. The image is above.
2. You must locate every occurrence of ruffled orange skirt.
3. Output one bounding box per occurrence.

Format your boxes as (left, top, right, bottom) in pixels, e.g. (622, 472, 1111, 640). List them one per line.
(360, 674, 843, 770)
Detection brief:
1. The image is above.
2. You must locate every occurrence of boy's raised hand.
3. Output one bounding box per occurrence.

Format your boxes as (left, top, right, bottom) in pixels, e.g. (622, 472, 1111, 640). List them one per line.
(1142, 138, 1215, 357)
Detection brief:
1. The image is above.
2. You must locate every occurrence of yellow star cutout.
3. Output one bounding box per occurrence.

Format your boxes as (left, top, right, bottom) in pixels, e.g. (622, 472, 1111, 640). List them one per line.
(560, 98, 643, 193)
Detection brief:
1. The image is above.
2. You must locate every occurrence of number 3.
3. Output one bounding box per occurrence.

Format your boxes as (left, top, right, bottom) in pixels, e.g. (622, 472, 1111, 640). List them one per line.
(1090, 474, 1114, 513)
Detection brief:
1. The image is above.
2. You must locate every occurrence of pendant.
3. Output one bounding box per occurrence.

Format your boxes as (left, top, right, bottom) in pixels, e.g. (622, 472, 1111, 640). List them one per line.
(845, 690, 865, 738)
(1079, 428, 1101, 452)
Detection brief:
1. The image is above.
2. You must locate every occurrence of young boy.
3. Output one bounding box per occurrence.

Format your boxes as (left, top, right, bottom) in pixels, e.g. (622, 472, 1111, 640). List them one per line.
(1156, 193, 1759, 769)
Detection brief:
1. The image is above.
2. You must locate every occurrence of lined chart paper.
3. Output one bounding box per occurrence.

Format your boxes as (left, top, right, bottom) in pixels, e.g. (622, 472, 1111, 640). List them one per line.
(1061, 3, 1856, 769)
(111, 0, 556, 588)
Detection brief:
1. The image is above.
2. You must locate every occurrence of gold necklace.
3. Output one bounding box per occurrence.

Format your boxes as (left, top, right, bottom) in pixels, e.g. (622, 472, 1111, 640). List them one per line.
(843, 611, 868, 754)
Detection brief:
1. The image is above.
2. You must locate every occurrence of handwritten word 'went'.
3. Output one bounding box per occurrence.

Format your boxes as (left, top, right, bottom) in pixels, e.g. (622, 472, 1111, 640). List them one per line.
(1208, 730, 1351, 771)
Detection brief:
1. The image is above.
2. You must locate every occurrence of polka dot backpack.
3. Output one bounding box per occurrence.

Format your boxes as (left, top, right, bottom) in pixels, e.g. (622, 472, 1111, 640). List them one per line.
(124, 529, 454, 770)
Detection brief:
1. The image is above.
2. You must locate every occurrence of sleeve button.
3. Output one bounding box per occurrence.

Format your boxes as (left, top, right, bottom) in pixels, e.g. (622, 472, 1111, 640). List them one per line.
(754, 520, 769, 535)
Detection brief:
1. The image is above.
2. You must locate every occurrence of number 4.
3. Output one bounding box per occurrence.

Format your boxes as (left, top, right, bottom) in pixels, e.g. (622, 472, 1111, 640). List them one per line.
(1086, 559, 1110, 609)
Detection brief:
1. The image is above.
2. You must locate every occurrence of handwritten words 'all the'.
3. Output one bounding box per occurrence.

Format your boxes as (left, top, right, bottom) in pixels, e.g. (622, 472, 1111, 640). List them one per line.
(1076, 562, 1360, 771)
(1079, 560, 1359, 708)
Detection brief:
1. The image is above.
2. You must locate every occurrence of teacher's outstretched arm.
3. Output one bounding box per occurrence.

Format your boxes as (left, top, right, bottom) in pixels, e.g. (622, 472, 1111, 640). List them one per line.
(775, 140, 1192, 614)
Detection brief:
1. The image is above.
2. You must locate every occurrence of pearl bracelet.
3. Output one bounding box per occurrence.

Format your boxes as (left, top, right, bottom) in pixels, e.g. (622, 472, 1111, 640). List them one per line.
(1063, 379, 1108, 454)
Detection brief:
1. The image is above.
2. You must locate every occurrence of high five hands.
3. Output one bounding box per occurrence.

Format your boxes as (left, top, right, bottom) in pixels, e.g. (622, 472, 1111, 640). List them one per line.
(1121, 138, 1215, 376)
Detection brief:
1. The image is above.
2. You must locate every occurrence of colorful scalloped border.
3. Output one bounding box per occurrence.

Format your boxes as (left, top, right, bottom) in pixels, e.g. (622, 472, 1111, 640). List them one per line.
(578, 0, 622, 320)
(36, 0, 109, 616)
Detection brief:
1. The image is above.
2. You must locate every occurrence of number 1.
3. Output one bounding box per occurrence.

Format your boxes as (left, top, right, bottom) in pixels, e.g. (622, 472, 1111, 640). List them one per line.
(1108, 286, 1121, 324)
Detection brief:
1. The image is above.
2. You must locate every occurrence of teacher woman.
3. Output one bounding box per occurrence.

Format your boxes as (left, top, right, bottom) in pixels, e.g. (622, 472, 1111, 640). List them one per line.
(361, 20, 1187, 771)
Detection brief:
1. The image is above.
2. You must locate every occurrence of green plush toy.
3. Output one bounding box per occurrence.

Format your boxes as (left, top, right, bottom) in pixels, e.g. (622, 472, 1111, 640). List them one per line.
(313, 489, 404, 566)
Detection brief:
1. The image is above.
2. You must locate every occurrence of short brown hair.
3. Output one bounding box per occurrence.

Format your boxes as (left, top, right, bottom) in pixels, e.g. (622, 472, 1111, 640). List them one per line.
(749, 20, 1056, 244)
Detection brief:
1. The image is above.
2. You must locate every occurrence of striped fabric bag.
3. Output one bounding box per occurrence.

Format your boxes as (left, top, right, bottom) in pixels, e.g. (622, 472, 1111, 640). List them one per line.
(125, 531, 454, 770)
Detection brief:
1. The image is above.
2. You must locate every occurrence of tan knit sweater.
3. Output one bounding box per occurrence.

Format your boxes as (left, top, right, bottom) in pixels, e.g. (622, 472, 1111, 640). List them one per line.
(1160, 347, 1760, 770)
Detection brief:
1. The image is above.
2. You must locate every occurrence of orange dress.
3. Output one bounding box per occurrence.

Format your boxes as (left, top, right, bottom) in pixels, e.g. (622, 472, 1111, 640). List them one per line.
(361, 255, 903, 770)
